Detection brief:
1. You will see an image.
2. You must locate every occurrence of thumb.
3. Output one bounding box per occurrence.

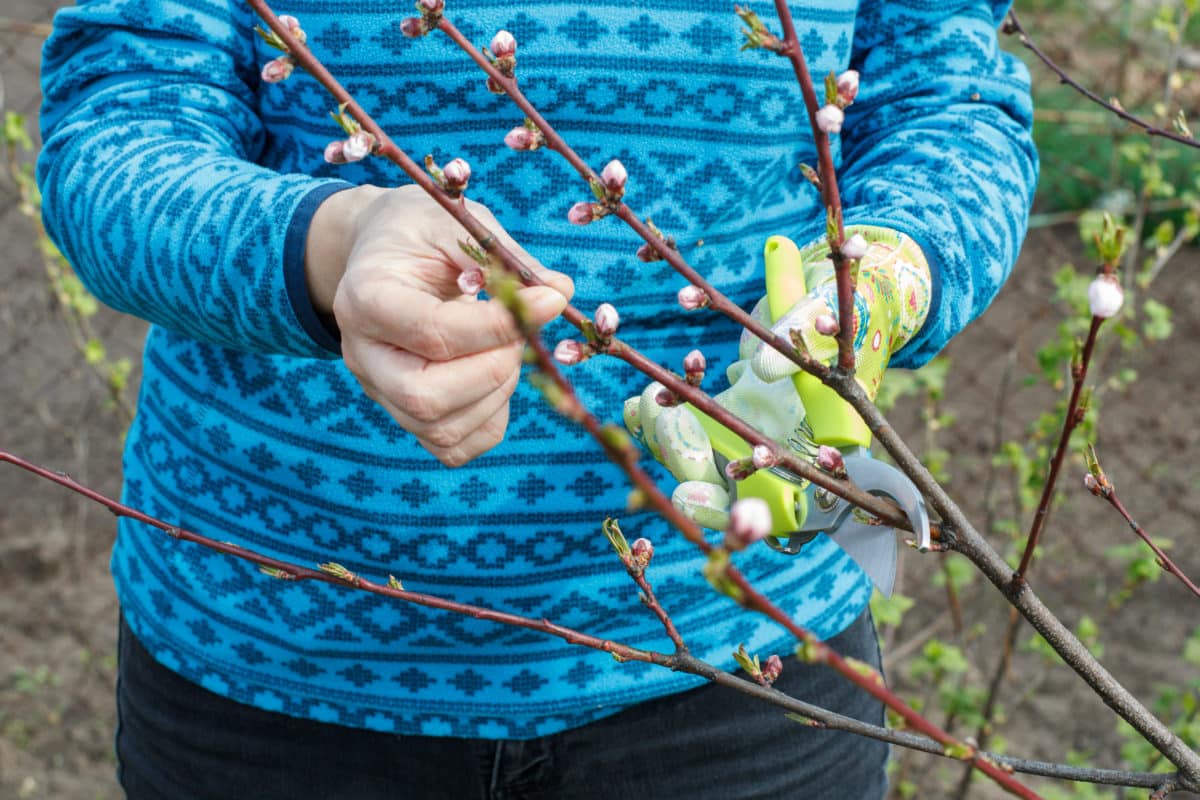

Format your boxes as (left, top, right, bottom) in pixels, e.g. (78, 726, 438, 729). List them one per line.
(751, 294, 839, 382)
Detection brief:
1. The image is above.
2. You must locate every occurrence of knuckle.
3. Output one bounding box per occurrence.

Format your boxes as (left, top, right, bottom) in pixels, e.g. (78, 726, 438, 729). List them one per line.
(423, 422, 466, 450)
(431, 444, 471, 468)
(399, 389, 445, 424)
(411, 312, 455, 361)
(486, 350, 521, 393)
(484, 306, 519, 347)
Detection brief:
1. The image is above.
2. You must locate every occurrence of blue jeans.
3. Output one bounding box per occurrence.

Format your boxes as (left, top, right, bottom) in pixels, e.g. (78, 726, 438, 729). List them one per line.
(116, 609, 887, 799)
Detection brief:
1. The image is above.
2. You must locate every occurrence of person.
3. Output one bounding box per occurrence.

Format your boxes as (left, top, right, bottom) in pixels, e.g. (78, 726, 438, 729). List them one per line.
(36, 0, 1036, 796)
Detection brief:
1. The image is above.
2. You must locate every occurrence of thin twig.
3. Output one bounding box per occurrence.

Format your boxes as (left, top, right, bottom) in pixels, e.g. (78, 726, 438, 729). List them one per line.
(435, 17, 838, 384)
(1003, 10, 1200, 150)
(5, 444, 1181, 792)
(767, 0, 854, 370)
(250, 1, 912, 534)
(1014, 315, 1103, 584)
(632, 570, 688, 654)
(954, 606, 1023, 800)
(1096, 481, 1200, 600)
(838, 372, 1200, 787)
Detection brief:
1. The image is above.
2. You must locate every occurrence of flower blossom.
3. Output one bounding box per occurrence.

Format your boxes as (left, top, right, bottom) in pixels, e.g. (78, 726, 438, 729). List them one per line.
(727, 498, 772, 550)
(1087, 274, 1124, 319)
(815, 104, 844, 134)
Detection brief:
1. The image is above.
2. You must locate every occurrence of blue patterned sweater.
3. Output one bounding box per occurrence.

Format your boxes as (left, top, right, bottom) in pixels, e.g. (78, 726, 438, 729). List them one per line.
(38, 0, 1036, 738)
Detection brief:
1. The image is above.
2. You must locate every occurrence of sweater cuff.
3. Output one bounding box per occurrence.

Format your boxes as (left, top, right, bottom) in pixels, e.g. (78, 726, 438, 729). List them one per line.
(283, 181, 355, 356)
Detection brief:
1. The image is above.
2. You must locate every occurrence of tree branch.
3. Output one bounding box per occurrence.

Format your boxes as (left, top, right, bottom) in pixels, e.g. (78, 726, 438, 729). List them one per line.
(1004, 10, 1199, 150)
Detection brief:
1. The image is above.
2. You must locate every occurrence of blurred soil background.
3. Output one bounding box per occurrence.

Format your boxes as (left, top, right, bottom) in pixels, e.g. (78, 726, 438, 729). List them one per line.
(1, 0, 1198, 798)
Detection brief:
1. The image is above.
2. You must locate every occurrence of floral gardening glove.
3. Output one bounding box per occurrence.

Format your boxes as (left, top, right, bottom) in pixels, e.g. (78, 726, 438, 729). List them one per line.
(623, 226, 931, 530)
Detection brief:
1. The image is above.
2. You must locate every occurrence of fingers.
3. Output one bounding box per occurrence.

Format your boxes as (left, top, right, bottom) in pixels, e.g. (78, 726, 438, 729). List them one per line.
(355, 349, 521, 466)
(347, 338, 524, 422)
(654, 406, 723, 485)
(751, 294, 838, 382)
(333, 187, 578, 468)
(635, 382, 668, 461)
(420, 403, 512, 467)
(458, 201, 575, 302)
(671, 481, 731, 531)
(343, 328, 524, 467)
(342, 279, 567, 361)
(738, 296, 773, 362)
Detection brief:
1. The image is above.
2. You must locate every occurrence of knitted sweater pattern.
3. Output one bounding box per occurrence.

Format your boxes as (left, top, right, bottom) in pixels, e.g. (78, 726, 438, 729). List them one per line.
(38, 0, 1036, 737)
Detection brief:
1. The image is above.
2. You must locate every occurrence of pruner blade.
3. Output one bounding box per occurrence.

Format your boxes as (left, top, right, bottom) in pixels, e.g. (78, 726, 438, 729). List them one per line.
(765, 454, 929, 597)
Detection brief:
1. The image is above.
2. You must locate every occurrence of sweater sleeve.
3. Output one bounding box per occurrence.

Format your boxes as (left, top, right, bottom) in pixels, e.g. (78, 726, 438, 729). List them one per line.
(36, 0, 351, 358)
(836, 0, 1038, 368)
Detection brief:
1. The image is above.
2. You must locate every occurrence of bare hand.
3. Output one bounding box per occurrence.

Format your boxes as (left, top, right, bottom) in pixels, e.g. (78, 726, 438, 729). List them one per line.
(310, 185, 573, 466)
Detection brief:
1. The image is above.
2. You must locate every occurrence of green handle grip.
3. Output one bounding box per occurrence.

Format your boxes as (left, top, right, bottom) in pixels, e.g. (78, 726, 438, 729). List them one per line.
(762, 236, 871, 450)
(691, 405, 806, 532)
(684, 236, 878, 535)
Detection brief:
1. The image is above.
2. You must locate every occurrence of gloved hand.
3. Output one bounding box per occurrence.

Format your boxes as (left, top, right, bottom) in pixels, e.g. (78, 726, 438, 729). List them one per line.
(624, 226, 931, 530)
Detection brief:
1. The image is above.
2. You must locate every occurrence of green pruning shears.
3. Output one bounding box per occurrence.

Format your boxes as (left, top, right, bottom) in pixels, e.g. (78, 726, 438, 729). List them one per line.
(691, 236, 930, 597)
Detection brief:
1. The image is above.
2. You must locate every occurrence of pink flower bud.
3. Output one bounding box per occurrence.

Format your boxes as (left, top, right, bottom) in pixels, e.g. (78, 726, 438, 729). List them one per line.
(841, 233, 868, 260)
(261, 55, 295, 83)
(816, 445, 846, 477)
(683, 349, 706, 383)
(504, 126, 538, 151)
(631, 537, 654, 568)
(836, 70, 859, 106)
(724, 457, 755, 482)
(814, 314, 839, 337)
(655, 387, 680, 407)
(277, 15, 306, 43)
(815, 104, 844, 134)
(568, 201, 597, 226)
(490, 30, 517, 59)
(400, 16, 425, 38)
(342, 131, 375, 162)
(594, 303, 619, 337)
(600, 159, 627, 196)
(457, 267, 485, 296)
(752, 445, 778, 470)
(554, 339, 587, 365)
(677, 284, 709, 311)
(727, 498, 772, 550)
(636, 242, 663, 262)
(761, 654, 783, 684)
(1087, 274, 1124, 319)
(323, 140, 347, 164)
(442, 157, 471, 191)
(418, 0, 444, 12)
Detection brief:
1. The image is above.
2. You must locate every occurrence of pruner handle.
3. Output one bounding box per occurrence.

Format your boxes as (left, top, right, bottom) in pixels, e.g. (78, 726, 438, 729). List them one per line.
(762, 236, 871, 450)
(689, 405, 806, 533)
(683, 235, 869, 536)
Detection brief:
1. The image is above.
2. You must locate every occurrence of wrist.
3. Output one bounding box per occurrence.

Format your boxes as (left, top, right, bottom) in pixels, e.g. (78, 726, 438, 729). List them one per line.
(304, 184, 387, 315)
